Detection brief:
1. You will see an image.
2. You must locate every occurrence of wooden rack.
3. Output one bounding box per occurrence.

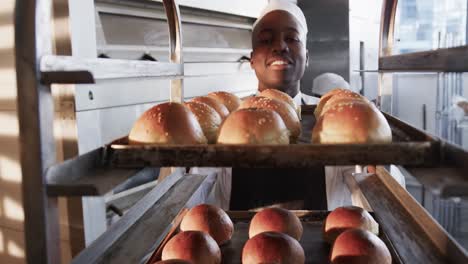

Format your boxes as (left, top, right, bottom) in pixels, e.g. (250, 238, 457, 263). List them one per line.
(14, 0, 468, 263)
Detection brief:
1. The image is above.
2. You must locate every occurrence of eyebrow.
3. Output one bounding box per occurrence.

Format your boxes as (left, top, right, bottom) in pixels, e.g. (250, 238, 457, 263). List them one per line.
(286, 27, 300, 34)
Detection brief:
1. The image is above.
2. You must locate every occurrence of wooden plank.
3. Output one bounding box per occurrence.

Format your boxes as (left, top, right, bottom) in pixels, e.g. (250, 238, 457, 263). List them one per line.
(104, 180, 159, 212)
(46, 148, 156, 196)
(108, 142, 438, 168)
(353, 167, 468, 264)
(163, 0, 184, 103)
(15, 0, 61, 263)
(71, 171, 207, 264)
(40, 55, 183, 81)
(379, 46, 468, 72)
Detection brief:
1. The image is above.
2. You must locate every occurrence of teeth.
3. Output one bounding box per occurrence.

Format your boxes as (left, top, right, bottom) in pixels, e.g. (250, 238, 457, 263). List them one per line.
(271, 60, 288, 65)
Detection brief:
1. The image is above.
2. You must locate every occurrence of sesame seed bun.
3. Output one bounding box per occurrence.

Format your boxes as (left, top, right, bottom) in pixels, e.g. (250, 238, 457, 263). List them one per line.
(312, 100, 392, 144)
(240, 96, 301, 142)
(242, 232, 305, 264)
(180, 204, 234, 245)
(249, 207, 303, 240)
(259, 89, 300, 117)
(217, 108, 290, 144)
(323, 206, 378, 244)
(161, 231, 221, 264)
(207, 91, 241, 112)
(191, 96, 230, 120)
(129, 102, 207, 145)
(185, 101, 222, 144)
(331, 229, 391, 264)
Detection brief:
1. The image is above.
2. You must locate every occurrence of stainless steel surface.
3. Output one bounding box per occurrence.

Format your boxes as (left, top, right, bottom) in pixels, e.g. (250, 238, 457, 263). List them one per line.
(298, 0, 350, 94)
(163, 0, 184, 103)
(15, 0, 61, 263)
(40, 55, 183, 80)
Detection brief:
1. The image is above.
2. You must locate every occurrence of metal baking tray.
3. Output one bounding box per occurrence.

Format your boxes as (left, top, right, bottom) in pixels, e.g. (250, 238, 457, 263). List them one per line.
(145, 210, 402, 264)
(106, 105, 440, 168)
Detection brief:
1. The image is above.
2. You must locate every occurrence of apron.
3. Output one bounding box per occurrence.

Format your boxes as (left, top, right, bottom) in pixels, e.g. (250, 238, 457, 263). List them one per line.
(229, 96, 327, 210)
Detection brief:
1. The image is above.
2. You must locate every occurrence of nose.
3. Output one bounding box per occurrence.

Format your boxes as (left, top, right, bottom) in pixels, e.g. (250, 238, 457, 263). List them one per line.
(272, 36, 288, 53)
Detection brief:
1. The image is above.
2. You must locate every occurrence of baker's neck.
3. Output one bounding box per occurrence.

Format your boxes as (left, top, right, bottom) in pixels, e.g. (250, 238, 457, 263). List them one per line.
(258, 83, 300, 98)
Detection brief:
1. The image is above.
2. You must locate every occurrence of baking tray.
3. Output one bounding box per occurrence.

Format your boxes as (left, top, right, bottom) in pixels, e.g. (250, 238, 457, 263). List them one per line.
(106, 105, 440, 168)
(145, 210, 402, 264)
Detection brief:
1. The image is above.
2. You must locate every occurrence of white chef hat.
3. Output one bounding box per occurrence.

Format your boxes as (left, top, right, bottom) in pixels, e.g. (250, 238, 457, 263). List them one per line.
(253, 0, 308, 35)
(312, 73, 356, 96)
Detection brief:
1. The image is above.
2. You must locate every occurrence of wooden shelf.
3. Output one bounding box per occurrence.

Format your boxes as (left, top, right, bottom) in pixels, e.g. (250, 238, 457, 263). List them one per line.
(40, 55, 183, 84)
(353, 167, 468, 264)
(71, 171, 208, 264)
(379, 46, 468, 72)
(106, 106, 441, 168)
(46, 148, 154, 196)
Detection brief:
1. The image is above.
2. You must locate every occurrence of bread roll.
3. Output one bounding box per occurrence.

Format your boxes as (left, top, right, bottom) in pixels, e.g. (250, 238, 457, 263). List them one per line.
(153, 260, 192, 264)
(191, 96, 229, 119)
(129, 102, 207, 145)
(259, 89, 300, 117)
(185, 101, 222, 144)
(319, 91, 369, 117)
(217, 108, 290, 144)
(242, 232, 305, 264)
(323, 206, 378, 244)
(331, 229, 391, 264)
(240, 96, 301, 142)
(207, 91, 241, 112)
(315, 88, 352, 117)
(161, 231, 221, 264)
(249, 207, 303, 240)
(312, 100, 392, 144)
(180, 204, 234, 245)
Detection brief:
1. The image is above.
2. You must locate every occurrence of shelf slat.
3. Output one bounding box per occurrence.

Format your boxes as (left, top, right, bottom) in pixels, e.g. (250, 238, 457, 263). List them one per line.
(108, 142, 438, 168)
(46, 148, 154, 196)
(379, 46, 468, 72)
(353, 167, 468, 263)
(40, 55, 183, 84)
(71, 171, 207, 264)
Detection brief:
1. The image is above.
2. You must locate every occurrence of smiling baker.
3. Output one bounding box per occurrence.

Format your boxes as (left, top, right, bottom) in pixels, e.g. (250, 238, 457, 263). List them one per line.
(228, 0, 327, 210)
(250, 0, 317, 105)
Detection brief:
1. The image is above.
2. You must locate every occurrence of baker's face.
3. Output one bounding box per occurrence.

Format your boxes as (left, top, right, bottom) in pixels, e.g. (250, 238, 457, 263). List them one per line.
(251, 10, 308, 92)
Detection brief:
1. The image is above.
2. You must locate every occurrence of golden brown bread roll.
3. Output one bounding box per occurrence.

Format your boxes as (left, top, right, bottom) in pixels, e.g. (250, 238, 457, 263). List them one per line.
(207, 91, 241, 112)
(184, 101, 222, 144)
(249, 207, 303, 240)
(331, 229, 391, 264)
(323, 206, 378, 244)
(180, 204, 234, 245)
(191, 96, 229, 120)
(319, 91, 369, 117)
(312, 100, 392, 144)
(314, 89, 360, 117)
(240, 96, 301, 142)
(242, 232, 305, 264)
(217, 108, 290, 144)
(259, 89, 300, 117)
(161, 231, 221, 264)
(128, 102, 207, 145)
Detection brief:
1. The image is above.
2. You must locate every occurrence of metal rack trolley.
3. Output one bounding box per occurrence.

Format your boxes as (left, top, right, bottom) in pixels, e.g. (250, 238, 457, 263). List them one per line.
(14, 0, 468, 263)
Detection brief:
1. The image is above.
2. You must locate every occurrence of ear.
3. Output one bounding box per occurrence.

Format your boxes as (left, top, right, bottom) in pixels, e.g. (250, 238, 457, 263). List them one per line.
(305, 49, 309, 67)
(250, 51, 255, 69)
